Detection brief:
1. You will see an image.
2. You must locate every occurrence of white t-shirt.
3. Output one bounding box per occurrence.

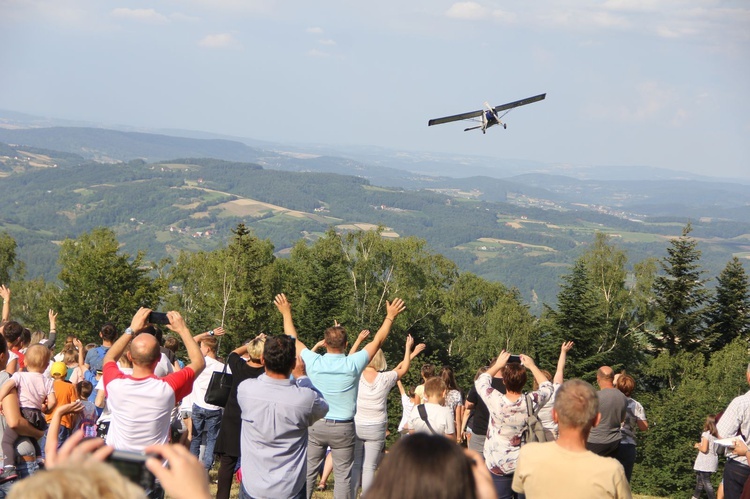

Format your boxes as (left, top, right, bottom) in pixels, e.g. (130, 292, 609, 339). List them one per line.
(103, 361, 195, 452)
(154, 353, 174, 378)
(96, 366, 132, 424)
(398, 394, 414, 432)
(355, 370, 398, 426)
(191, 356, 231, 411)
(408, 403, 455, 436)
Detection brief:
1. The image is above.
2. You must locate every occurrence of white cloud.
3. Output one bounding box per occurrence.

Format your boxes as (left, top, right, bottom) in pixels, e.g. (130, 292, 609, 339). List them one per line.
(198, 33, 242, 49)
(111, 8, 169, 24)
(319, 39, 336, 46)
(306, 27, 324, 34)
(445, 2, 489, 21)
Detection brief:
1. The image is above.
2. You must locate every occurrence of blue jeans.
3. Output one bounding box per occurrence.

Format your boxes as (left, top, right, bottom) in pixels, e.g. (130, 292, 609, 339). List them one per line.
(351, 421, 387, 497)
(39, 425, 71, 459)
(723, 459, 750, 499)
(491, 472, 524, 499)
(190, 404, 223, 470)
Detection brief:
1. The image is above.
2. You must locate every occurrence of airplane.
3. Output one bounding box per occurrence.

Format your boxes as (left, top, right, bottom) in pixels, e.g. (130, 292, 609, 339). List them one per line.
(428, 93, 546, 134)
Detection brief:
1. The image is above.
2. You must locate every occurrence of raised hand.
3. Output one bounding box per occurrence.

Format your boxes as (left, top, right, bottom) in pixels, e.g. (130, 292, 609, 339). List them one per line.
(211, 326, 226, 337)
(386, 298, 406, 320)
(0, 285, 10, 302)
(519, 354, 536, 368)
(274, 293, 291, 315)
(165, 311, 189, 336)
(561, 341, 574, 353)
(494, 350, 511, 370)
(358, 330, 371, 342)
(129, 307, 151, 332)
(412, 343, 426, 356)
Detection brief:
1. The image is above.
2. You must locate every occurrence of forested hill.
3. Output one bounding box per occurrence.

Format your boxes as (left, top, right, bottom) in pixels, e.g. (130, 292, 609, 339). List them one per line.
(2, 139, 750, 313)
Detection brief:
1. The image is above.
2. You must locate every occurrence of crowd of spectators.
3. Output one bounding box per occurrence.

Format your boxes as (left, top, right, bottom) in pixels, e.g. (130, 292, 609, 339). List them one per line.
(1, 282, 749, 499)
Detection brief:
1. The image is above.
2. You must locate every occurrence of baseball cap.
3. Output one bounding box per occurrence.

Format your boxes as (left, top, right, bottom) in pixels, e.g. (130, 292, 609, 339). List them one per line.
(50, 362, 67, 378)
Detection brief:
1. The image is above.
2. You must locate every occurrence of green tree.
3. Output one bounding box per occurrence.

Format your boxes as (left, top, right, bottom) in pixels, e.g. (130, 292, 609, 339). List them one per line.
(651, 223, 709, 354)
(57, 227, 166, 341)
(0, 232, 19, 285)
(705, 256, 750, 351)
(168, 223, 276, 352)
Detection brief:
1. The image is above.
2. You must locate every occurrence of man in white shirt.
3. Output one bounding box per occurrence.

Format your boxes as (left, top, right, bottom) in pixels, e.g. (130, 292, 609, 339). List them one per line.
(102, 308, 205, 454)
(189, 329, 231, 470)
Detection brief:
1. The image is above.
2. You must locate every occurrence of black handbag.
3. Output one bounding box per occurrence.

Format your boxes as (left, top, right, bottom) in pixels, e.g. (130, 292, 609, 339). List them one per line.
(204, 362, 232, 407)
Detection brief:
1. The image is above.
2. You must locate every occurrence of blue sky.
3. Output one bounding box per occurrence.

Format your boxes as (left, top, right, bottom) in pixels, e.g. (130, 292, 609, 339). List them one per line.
(1, 0, 748, 178)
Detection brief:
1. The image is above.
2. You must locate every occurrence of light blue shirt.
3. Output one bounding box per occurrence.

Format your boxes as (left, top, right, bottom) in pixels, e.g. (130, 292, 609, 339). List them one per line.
(300, 349, 369, 420)
(238, 374, 328, 499)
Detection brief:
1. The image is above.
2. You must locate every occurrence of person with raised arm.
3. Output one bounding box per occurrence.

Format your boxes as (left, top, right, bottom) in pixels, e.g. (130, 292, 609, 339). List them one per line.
(102, 308, 204, 453)
(476, 351, 554, 499)
(273, 293, 406, 499)
(350, 335, 425, 497)
(534, 341, 574, 441)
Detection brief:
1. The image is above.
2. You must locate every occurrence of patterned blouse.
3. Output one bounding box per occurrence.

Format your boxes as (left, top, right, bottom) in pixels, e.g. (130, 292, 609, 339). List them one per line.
(445, 389, 463, 418)
(475, 373, 553, 476)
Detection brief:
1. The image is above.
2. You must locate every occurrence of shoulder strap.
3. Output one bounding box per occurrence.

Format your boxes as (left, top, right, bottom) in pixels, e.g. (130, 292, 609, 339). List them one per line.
(417, 404, 439, 435)
(526, 393, 543, 417)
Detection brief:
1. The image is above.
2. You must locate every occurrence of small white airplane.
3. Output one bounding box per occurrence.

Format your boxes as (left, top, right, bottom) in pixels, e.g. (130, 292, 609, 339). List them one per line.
(428, 93, 546, 134)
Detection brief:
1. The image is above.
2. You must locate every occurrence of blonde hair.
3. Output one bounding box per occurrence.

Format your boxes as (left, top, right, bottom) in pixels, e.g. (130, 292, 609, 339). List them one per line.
(368, 350, 387, 371)
(246, 336, 266, 362)
(423, 377, 447, 399)
(8, 461, 147, 499)
(24, 344, 51, 372)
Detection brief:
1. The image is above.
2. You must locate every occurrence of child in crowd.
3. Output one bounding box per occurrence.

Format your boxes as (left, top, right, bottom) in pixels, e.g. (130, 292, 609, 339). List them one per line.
(73, 381, 98, 438)
(44, 361, 79, 453)
(0, 344, 55, 481)
(397, 380, 416, 437)
(693, 415, 720, 499)
(408, 377, 455, 439)
(414, 363, 435, 404)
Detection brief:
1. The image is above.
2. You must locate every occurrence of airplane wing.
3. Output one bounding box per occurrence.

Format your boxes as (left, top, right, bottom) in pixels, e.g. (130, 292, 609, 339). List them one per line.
(428, 109, 484, 126)
(428, 93, 546, 126)
(492, 93, 546, 114)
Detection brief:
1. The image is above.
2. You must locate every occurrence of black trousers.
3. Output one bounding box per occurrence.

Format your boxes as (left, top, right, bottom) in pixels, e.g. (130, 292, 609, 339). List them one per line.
(216, 453, 239, 499)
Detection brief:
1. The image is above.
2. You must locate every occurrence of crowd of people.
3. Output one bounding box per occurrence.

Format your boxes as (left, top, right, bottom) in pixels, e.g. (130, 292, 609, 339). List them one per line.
(0, 283, 748, 499)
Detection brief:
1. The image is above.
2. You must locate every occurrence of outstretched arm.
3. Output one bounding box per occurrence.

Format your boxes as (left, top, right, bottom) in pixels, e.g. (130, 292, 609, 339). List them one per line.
(553, 341, 574, 385)
(349, 330, 370, 355)
(0, 285, 10, 322)
(394, 342, 425, 372)
(104, 308, 151, 366)
(167, 311, 205, 377)
(393, 335, 415, 379)
(193, 326, 225, 343)
(363, 298, 405, 361)
(274, 294, 306, 354)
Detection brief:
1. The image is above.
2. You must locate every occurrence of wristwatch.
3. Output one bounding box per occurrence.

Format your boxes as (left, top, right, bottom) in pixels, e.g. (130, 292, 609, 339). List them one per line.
(208, 330, 215, 336)
(124, 327, 134, 335)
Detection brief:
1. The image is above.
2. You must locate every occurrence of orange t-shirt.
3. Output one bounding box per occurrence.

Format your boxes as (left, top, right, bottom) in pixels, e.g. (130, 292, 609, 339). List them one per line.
(45, 379, 78, 428)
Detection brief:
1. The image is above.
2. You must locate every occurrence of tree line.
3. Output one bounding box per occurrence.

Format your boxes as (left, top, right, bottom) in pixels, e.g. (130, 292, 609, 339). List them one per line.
(1, 222, 748, 496)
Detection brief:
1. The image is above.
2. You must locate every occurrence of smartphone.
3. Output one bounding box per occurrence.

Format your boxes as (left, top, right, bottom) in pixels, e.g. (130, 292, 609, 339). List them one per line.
(148, 311, 170, 325)
(507, 354, 522, 364)
(107, 450, 157, 490)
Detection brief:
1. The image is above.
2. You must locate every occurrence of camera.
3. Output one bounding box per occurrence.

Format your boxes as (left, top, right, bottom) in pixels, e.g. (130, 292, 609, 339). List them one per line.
(507, 354, 522, 364)
(107, 450, 157, 490)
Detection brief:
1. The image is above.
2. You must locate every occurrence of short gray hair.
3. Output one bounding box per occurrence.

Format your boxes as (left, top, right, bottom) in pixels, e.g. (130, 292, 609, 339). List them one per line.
(554, 379, 599, 431)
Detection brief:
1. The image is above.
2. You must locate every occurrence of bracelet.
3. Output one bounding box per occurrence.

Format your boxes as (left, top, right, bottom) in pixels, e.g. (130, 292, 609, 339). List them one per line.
(384, 317, 393, 322)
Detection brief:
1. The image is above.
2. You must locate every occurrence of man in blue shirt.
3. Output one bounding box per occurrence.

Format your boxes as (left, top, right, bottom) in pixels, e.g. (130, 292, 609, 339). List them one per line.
(273, 294, 405, 499)
(238, 334, 328, 499)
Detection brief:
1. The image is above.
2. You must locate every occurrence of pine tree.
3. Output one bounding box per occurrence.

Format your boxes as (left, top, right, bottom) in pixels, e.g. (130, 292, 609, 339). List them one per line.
(651, 223, 709, 353)
(706, 256, 750, 351)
